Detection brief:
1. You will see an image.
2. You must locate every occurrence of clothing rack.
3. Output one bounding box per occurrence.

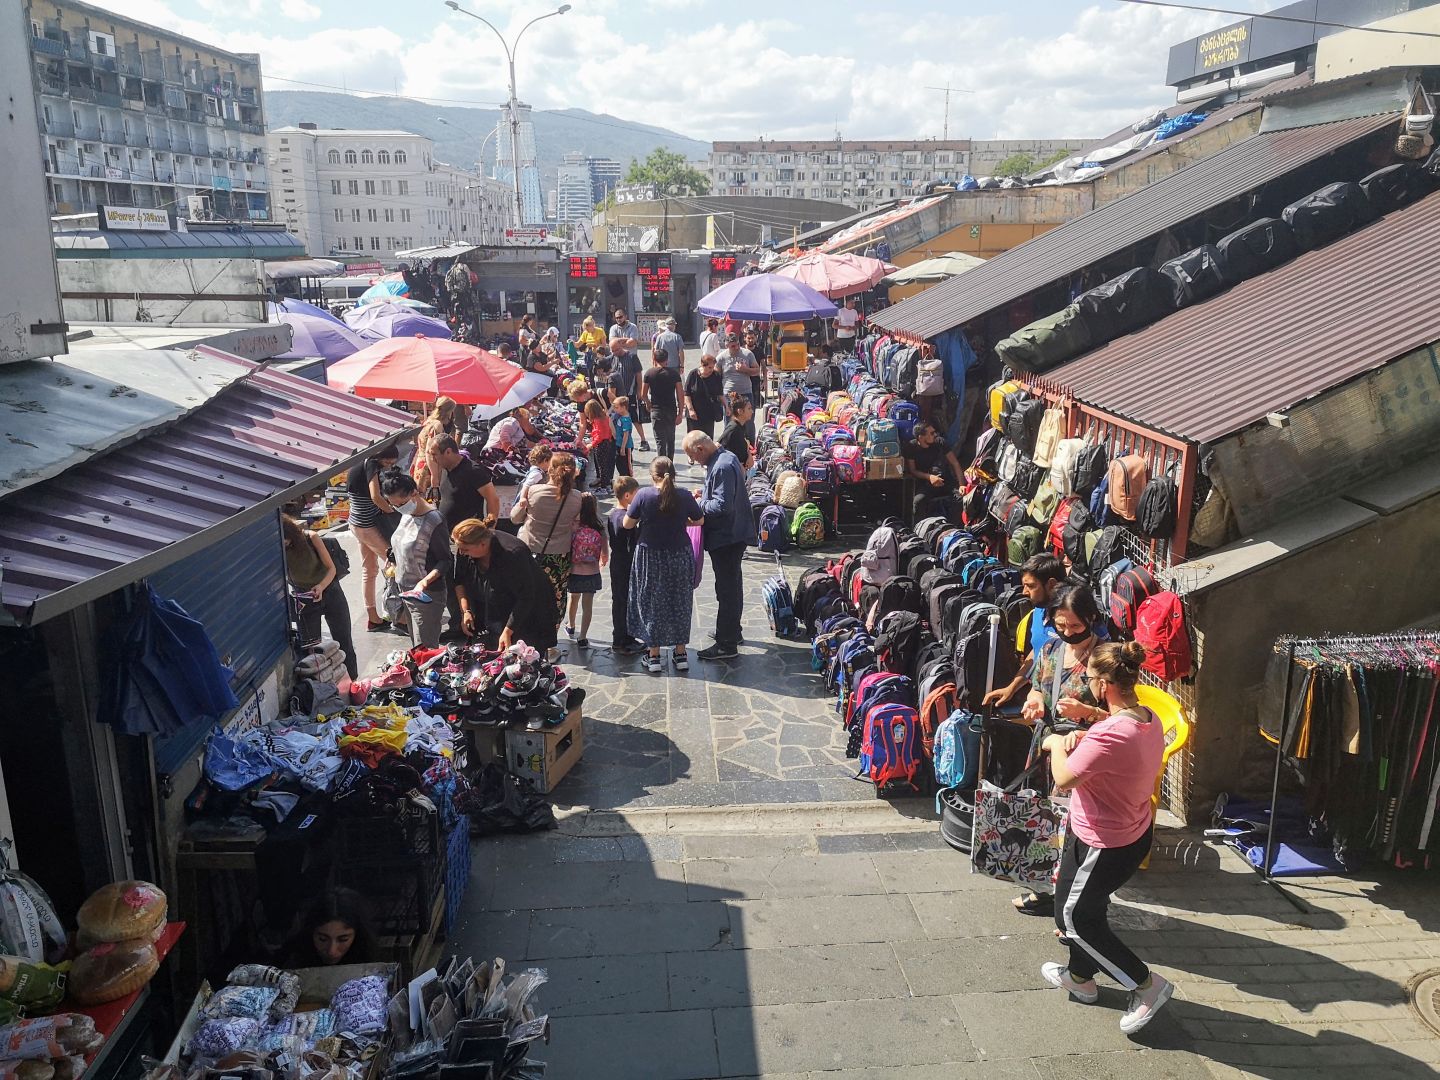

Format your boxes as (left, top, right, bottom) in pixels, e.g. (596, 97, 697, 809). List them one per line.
(1260, 631, 1440, 903)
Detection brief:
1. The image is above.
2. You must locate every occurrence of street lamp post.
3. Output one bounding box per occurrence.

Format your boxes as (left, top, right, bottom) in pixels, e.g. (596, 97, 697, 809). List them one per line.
(444, 1, 570, 233)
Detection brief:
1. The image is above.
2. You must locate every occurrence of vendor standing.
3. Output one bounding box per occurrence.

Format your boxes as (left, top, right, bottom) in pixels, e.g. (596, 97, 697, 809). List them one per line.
(450, 520, 559, 652)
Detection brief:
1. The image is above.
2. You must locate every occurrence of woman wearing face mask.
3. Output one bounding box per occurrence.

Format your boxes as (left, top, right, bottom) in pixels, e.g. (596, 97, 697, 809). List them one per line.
(378, 471, 451, 648)
(1013, 584, 1107, 917)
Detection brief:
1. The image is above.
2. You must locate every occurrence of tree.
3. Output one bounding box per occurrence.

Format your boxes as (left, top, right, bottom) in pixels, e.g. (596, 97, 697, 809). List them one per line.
(624, 147, 710, 196)
(992, 152, 1036, 177)
(1036, 147, 1075, 169)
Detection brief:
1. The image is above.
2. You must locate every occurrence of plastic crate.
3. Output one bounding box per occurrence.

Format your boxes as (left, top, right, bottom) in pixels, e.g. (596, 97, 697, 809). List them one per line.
(444, 816, 471, 934)
(332, 806, 444, 938)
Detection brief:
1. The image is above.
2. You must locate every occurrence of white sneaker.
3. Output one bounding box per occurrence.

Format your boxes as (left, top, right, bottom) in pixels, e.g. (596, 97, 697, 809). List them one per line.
(1041, 963, 1098, 1004)
(1119, 974, 1174, 1034)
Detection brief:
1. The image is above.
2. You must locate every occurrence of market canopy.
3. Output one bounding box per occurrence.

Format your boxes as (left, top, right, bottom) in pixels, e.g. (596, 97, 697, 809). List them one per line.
(696, 275, 838, 321)
(326, 337, 543, 407)
(773, 252, 896, 297)
(264, 258, 345, 280)
(343, 303, 452, 342)
(882, 251, 986, 286)
(268, 298, 343, 325)
(357, 279, 410, 304)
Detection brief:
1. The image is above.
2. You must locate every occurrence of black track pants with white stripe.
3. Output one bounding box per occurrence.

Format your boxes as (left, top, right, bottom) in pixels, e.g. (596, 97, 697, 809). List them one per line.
(1053, 828, 1153, 990)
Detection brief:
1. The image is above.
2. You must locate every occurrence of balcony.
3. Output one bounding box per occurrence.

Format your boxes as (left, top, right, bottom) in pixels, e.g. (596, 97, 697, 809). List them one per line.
(42, 117, 76, 138)
(31, 36, 65, 58)
(241, 122, 264, 137)
(68, 84, 97, 104)
(238, 87, 258, 105)
(67, 41, 88, 62)
(97, 91, 123, 108)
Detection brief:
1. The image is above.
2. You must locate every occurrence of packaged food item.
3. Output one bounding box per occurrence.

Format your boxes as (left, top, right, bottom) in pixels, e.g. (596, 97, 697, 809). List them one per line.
(224, 967, 299, 1022)
(201, 986, 279, 1022)
(0, 957, 64, 1014)
(48, 1058, 84, 1080)
(0, 1015, 103, 1060)
(0, 847, 67, 965)
(68, 940, 160, 1005)
(0, 1058, 54, 1080)
(75, 882, 167, 945)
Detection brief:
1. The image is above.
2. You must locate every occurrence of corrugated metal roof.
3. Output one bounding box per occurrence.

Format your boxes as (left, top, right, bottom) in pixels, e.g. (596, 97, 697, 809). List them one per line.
(869, 112, 1398, 339)
(1034, 188, 1440, 444)
(53, 229, 304, 259)
(0, 349, 415, 626)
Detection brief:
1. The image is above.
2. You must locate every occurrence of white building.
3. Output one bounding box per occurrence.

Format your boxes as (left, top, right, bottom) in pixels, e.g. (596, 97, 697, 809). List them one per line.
(494, 101, 544, 225)
(267, 125, 512, 258)
(707, 138, 1088, 210)
(26, 0, 271, 222)
(555, 152, 593, 224)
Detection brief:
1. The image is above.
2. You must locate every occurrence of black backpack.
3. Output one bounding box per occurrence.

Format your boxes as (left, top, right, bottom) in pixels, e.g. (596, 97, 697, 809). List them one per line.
(897, 535, 929, 574)
(1136, 469, 1178, 539)
(1090, 524, 1127, 575)
(323, 536, 351, 580)
(1061, 502, 1096, 575)
(895, 348, 921, 400)
(1004, 396, 1046, 456)
(908, 552, 941, 583)
(1071, 442, 1108, 498)
(795, 568, 842, 631)
(874, 610, 933, 676)
(875, 575, 924, 620)
(806, 360, 844, 392)
(1010, 458, 1045, 500)
(953, 624, 1019, 710)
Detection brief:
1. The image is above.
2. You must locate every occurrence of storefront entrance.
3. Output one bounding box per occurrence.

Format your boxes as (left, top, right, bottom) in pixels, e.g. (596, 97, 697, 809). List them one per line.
(672, 275, 697, 340)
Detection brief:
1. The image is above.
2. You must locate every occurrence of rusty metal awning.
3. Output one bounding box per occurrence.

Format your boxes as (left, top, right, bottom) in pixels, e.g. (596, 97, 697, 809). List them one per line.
(0, 348, 415, 626)
(869, 112, 1399, 340)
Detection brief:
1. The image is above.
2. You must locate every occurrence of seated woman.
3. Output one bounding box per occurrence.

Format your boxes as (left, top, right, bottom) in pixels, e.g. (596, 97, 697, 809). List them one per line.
(283, 887, 378, 967)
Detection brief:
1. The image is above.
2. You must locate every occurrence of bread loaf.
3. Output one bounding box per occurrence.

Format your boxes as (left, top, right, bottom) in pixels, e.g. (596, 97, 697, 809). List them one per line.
(75, 882, 166, 945)
(68, 940, 160, 1005)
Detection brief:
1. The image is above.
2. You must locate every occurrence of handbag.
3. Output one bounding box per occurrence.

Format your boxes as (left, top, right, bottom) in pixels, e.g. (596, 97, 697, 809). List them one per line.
(688, 524, 705, 589)
(971, 755, 1069, 886)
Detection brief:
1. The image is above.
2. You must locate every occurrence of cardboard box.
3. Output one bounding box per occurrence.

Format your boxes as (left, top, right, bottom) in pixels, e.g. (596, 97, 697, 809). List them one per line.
(864, 455, 905, 481)
(504, 706, 584, 793)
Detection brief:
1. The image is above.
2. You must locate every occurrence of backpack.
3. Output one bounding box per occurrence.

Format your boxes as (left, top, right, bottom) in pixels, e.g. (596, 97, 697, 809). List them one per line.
(873, 574, 924, 623)
(954, 622, 1018, 710)
(804, 457, 838, 499)
(916, 354, 945, 396)
(1090, 525, 1126, 577)
(932, 709, 983, 793)
(763, 570, 800, 638)
(795, 568, 843, 633)
(970, 427, 1001, 481)
(1109, 565, 1159, 637)
(1004, 395, 1046, 456)
(756, 504, 792, 553)
(1007, 525, 1043, 565)
(571, 525, 605, 564)
(864, 419, 901, 458)
(908, 552, 941, 583)
(776, 473, 808, 509)
(1010, 458, 1045, 500)
(859, 703, 924, 795)
(1032, 408, 1065, 468)
(805, 359, 844, 392)
(864, 525, 902, 579)
(1134, 591, 1192, 681)
(791, 502, 826, 548)
(1097, 557, 1134, 613)
(1106, 455, 1149, 522)
(1047, 496, 1080, 555)
(874, 610, 932, 676)
(322, 536, 351, 580)
(1072, 441, 1108, 499)
(832, 445, 865, 483)
(1136, 467, 1177, 539)
(990, 379, 1023, 429)
(918, 672, 958, 751)
(845, 672, 915, 747)
(1060, 501, 1096, 570)
(1049, 438, 1085, 496)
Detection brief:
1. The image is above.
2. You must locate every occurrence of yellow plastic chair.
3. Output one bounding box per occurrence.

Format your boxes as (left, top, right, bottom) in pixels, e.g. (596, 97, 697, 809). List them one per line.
(1136, 685, 1191, 870)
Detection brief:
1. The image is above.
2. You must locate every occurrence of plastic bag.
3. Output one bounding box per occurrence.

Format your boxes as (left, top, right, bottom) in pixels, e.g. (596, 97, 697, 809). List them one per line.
(0, 955, 66, 1013)
(0, 845, 67, 965)
(465, 765, 556, 836)
(0, 1015, 103, 1060)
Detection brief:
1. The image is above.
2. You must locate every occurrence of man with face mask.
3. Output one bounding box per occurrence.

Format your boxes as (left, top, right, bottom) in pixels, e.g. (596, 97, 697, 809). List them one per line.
(983, 555, 1107, 708)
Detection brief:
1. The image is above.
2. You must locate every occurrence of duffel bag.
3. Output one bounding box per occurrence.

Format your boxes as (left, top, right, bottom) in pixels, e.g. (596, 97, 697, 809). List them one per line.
(1215, 217, 1297, 285)
(1358, 162, 1436, 216)
(1282, 181, 1373, 251)
(993, 304, 1093, 374)
(1073, 267, 1174, 344)
(1159, 244, 1225, 308)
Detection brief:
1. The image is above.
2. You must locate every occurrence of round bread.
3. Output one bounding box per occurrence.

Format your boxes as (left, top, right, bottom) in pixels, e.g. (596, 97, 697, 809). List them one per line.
(69, 938, 160, 1005)
(76, 880, 167, 944)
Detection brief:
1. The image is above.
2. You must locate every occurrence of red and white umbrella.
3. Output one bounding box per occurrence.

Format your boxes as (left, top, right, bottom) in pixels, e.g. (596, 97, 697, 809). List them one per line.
(326, 335, 549, 416)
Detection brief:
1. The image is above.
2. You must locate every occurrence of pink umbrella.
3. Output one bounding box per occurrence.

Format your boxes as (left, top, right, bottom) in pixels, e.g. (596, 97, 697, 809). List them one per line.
(773, 252, 897, 298)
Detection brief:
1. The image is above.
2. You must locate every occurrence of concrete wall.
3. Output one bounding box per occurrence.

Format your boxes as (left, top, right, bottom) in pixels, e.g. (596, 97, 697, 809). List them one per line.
(1182, 487, 1440, 818)
(58, 257, 268, 324)
(597, 196, 858, 250)
(1316, 8, 1440, 81)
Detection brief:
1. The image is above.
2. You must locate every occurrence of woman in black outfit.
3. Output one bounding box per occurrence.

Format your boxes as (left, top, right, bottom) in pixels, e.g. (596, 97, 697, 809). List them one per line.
(718, 393, 755, 471)
(684, 353, 725, 437)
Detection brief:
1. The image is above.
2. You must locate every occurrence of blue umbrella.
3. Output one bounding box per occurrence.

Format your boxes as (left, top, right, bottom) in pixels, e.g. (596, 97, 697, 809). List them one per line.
(357, 279, 410, 305)
(275, 310, 370, 362)
(268, 298, 345, 326)
(696, 275, 838, 321)
(343, 302, 452, 342)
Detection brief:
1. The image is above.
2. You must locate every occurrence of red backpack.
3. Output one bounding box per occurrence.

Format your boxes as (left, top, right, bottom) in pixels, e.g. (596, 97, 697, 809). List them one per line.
(1134, 591, 1193, 681)
(1108, 565, 1159, 637)
(1047, 496, 1080, 555)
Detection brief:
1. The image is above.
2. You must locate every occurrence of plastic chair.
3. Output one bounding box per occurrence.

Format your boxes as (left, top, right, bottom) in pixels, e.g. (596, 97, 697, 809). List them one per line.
(1136, 684, 1191, 870)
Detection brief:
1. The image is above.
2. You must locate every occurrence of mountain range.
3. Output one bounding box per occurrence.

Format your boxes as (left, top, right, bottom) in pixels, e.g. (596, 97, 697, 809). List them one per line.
(264, 91, 710, 194)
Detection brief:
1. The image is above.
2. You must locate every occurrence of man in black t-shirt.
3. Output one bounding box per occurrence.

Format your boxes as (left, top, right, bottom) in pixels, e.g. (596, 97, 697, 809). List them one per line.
(434, 435, 499, 636)
(902, 422, 963, 521)
(641, 349, 685, 460)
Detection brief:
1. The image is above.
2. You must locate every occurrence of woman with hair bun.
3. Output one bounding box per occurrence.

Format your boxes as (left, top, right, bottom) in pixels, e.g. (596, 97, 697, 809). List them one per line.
(1038, 639, 1175, 1036)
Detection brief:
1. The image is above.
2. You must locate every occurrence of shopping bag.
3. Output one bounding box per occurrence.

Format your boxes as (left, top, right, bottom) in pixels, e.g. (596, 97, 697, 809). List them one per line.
(971, 758, 1068, 886)
(689, 524, 705, 589)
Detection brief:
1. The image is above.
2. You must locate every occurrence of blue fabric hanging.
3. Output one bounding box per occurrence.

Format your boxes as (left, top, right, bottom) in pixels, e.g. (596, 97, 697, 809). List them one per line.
(934, 328, 979, 445)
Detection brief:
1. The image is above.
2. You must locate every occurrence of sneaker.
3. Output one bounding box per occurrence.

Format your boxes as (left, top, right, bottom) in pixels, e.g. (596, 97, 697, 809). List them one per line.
(640, 441, 652, 452)
(642, 653, 664, 674)
(698, 643, 738, 661)
(1119, 975, 1174, 1035)
(565, 625, 576, 639)
(577, 637, 590, 648)
(672, 649, 689, 671)
(400, 588, 433, 604)
(1040, 963, 1098, 1004)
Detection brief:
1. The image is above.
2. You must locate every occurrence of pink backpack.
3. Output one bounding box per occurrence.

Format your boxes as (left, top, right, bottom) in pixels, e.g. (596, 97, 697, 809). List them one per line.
(571, 525, 605, 565)
(832, 445, 865, 483)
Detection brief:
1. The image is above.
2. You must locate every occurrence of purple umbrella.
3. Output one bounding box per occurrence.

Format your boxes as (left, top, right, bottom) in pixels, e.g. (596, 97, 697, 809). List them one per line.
(275, 311, 370, 362)
(344, 302, 453, 342)
(269, 298, 345, 326)
(696, 275, 838, 321)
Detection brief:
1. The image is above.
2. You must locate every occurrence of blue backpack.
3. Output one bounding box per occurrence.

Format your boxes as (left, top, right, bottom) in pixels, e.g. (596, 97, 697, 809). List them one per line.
(757, 504, 791, 553)
(932, 708, 984, 808)
(804, 457, 837, 498)
(763, 572, 799, 637)
(865, 419, 901, 458)
(859, 703, 924, 794)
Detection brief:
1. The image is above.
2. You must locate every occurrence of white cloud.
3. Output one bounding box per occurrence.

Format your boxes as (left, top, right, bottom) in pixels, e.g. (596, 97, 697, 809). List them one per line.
(277, 0, 322, 22)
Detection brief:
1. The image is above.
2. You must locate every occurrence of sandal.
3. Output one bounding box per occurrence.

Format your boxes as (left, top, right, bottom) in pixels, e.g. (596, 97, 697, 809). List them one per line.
(1013, 892, 1054, 916)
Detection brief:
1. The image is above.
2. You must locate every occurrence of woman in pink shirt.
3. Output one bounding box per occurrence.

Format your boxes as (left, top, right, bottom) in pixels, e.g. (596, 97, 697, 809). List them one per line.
(1039, 640, 1175, 1036)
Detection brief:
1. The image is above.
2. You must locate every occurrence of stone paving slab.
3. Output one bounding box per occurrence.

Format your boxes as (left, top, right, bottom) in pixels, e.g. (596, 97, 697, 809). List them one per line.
(667, 942, 909, 1010)
(726, 894, 925, 950)
(544, 1008, 720, 1080)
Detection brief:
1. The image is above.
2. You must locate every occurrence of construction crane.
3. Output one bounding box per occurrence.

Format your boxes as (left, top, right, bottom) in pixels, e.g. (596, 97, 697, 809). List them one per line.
(925, 83, 974, 141)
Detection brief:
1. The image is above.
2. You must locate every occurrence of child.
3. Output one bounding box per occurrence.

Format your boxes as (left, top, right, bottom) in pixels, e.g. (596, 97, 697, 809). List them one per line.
(604, 477, 643, 654)
(520, 444, 552, 495)
(565, 493, 608, 649)
(610, 396, 635, 478)
(583, 398, 616, 494)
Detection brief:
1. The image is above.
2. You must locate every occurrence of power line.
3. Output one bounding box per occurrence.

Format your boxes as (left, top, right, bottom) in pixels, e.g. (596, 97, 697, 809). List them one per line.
(1113, 0, 1440, 39)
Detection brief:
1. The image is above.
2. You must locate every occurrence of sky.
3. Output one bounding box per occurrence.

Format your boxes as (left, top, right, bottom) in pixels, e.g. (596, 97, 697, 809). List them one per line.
(90, 0, 1275, 142)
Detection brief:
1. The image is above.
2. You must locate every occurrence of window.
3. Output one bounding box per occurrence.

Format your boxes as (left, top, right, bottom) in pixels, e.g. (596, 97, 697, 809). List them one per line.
(384, 208, 393, 222)
(334, 208, 343, 222)
(353, 235, 363, 250)
(367, 208, 377, 221)
(330, 179, 341, 194)
(401, 209, 410, 222)
(378, 150, 390, 164)
(397, 180, 408, 195)
(394, 150, 406, 164)
(340, 149, 355, 164)
(364, 180, 375, 195)
(381, 179, 392, 195)
(351, 208, 360, 222)
(370, 236, 380, 250)
(347, 180, 359, 195)
(360, 149, 373, 164)
(279, 137, 289, 146)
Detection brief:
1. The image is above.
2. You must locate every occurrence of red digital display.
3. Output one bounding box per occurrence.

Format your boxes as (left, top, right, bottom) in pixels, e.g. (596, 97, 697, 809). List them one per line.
(568, 256, 598, 278)
(710, 254, 736, 272)
(642, 268, 672, 294)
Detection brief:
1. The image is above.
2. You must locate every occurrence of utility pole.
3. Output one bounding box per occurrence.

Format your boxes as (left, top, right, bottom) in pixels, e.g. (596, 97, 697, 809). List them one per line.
(924, 83, 974, 141)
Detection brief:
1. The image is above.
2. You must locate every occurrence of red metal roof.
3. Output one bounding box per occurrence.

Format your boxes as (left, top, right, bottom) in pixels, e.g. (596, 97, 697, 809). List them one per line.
(869, 112, 1399, 340)
(1032, 189, 1440, 443)
(0, 349, 415, 625)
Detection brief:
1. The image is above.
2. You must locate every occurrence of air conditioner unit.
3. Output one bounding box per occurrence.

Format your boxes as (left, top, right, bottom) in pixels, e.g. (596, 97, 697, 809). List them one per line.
(187, 194, 212, 221)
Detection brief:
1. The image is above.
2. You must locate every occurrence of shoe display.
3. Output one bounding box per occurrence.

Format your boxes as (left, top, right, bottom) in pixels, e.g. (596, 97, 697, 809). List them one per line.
(1041, 963, 1099, 1004)
(1120, 975, 1174, 1034)
(698, 643, 738, 661)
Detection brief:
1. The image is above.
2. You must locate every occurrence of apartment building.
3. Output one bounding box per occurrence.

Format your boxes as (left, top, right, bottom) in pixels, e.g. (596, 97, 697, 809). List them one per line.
(707, 138, 1088, 210)
(267, 125, 513, 258)
(26, 0, 270, 222)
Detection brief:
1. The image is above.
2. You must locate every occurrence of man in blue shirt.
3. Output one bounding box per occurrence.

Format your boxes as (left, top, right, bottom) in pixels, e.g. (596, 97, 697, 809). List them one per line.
(983, 553, 1107, 707)
(683, 430, 756, 661)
